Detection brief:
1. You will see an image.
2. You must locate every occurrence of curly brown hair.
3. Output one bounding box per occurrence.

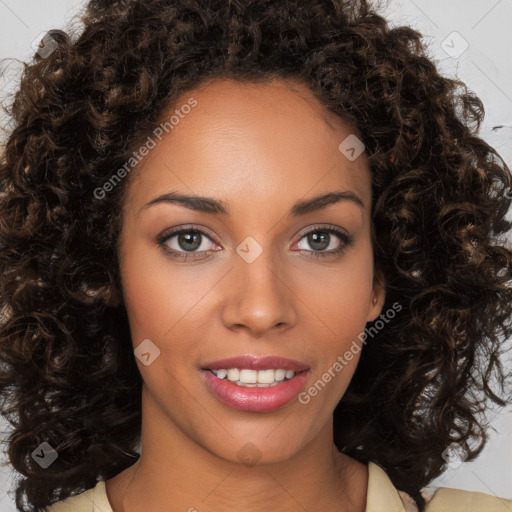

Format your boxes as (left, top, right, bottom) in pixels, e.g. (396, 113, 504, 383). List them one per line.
(1, 0, 511, 510)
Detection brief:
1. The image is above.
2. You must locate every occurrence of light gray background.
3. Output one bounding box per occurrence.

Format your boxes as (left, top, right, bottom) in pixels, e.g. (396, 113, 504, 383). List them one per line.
(1, 0, 511, 509)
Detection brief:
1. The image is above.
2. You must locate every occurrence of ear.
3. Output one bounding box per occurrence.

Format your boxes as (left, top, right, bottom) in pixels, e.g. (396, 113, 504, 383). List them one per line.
(366, 266, 386, 322)
(105, 283, 123, 307)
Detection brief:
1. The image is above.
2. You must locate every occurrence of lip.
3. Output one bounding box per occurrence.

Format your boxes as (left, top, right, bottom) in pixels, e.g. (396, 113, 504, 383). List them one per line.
(201, 368, 310, 412)
(201, 355, 310, 372)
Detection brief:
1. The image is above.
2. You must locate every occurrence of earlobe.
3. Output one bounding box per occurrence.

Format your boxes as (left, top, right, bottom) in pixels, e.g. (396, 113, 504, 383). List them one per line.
(367, 268, 386, 322)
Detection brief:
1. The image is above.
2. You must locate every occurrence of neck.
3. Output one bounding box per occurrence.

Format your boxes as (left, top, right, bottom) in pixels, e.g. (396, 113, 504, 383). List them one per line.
(106, 387, 368, 512)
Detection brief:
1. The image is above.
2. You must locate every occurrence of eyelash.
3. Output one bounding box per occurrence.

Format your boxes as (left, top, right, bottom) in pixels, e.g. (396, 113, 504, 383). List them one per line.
(156, 224, 354, 262)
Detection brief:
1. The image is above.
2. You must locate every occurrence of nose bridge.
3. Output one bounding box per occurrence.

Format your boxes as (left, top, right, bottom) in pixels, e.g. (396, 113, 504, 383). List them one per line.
(221, 236, 296, 334)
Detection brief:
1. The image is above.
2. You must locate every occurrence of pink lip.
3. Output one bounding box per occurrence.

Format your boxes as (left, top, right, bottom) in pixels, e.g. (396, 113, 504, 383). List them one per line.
(201, 355, 310, 372)
(201, 368, 310, 412)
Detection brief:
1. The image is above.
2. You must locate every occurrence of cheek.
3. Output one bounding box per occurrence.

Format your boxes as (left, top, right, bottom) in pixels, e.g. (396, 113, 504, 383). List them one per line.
(119, 236, 216, 340)
(301, 240, 375, 341)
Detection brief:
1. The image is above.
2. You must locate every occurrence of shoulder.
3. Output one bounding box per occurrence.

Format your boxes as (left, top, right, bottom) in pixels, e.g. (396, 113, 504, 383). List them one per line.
(366, 462, 512, 512)
(425, 486, 512, 512)
(44, 480, 113, 512)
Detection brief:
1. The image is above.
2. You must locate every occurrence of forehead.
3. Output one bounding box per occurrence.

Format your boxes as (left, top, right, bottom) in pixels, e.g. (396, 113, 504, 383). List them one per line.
(126, 78, 371, 215)
(186, 77, 345, 128)
(171, 77, 357, 145)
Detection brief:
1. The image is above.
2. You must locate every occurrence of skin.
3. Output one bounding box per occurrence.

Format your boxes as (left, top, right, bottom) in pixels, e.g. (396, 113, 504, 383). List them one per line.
(106, 78, 386, 512)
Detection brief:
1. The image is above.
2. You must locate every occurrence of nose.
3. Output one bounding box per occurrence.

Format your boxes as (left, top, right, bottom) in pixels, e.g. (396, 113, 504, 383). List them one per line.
(220, 245, 298, 336)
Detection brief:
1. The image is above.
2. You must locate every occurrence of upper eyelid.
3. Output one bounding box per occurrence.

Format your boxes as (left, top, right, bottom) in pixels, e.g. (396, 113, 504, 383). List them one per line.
(295, 224, 349, 240)
(158, 225, 219, 246)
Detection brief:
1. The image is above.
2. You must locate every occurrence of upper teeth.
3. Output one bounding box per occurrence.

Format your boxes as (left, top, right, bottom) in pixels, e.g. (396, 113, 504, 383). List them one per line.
(212, 368, 296, 385)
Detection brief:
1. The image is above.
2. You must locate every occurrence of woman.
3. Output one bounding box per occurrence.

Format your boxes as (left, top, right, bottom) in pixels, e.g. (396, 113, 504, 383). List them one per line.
(0, 0, 511, 511)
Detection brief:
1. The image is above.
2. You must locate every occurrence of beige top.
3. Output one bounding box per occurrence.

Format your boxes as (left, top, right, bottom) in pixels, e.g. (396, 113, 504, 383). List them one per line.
(44, 461, 512, 512)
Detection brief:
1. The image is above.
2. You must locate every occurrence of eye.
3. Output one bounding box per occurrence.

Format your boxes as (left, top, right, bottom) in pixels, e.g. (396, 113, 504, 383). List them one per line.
(157, 224, 353, 262)
(294, 226, 353, 259)
(157, 225, 219, 261)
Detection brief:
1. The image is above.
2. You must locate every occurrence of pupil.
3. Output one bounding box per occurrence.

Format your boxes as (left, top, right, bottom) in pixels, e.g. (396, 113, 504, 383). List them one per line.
(178, 231, 201, 251)
(309, 231, 329, 250)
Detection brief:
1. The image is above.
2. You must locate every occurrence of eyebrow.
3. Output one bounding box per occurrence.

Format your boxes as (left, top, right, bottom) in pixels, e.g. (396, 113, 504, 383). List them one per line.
(140, 189, 365, 217)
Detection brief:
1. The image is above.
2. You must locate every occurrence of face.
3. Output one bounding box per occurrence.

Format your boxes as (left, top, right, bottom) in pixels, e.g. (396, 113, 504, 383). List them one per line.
(117, 78, 385, 465)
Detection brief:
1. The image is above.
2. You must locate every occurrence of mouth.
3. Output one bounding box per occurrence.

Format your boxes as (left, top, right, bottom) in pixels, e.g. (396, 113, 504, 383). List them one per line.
(200, 355, 310, 412)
